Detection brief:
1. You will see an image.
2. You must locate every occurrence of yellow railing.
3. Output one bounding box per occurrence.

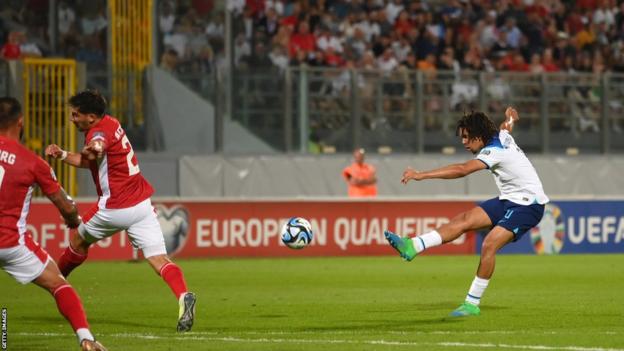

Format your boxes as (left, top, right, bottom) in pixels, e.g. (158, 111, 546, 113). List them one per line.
(23, 58, 77, 196)
(109, 0, 153, 126)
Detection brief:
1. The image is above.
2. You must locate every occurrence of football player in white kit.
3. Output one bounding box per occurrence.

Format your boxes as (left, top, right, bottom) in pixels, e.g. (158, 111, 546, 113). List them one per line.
(384, 107, 549, 317)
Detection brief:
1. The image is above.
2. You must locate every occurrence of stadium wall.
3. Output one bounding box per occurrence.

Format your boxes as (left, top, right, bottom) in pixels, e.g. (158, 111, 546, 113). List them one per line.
(27, 199, 624, 261)
(73, 154, 624, 198)
(144, 66, 276, 154)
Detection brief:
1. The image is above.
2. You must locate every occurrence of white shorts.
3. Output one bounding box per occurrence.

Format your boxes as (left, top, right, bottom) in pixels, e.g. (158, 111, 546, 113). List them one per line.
(79, 198, 167, 258)
(0, 236, 51, 284)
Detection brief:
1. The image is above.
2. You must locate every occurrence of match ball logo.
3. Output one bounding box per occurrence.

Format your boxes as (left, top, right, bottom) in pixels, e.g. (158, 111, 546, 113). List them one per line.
(530, 203, 565, 254)
(155, 205, 189, 256)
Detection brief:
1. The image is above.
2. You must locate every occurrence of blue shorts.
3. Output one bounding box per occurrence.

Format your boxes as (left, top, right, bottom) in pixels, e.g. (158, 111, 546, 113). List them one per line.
(479, 197, 545, 241)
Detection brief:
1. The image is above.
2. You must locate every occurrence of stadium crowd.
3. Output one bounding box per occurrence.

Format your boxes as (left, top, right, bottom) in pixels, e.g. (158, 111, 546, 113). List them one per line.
(157, 0, 624, 76)
(3, 1, 624, 78)
(152, 0, 624, 135)
(0, 0, 108, 69)
(2, 0, 623, 136)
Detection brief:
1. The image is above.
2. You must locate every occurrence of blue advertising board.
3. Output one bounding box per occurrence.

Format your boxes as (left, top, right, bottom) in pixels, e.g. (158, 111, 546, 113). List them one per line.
(476, 201, 624, 254)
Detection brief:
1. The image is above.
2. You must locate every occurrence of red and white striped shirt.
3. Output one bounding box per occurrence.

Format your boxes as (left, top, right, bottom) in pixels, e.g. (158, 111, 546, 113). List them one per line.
(85, 115, 154, 209)
(0, 136, 60, 248)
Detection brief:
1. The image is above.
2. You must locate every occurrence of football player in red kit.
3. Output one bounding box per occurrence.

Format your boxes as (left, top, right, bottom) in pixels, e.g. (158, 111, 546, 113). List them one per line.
(45, 90, 196, 332)
(0, 97, 106, 350)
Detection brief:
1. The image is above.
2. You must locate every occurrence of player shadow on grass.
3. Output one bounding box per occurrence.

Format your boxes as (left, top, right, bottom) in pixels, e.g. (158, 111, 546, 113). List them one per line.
(21, 315, 172, 330)
(301, 317, 462, 332)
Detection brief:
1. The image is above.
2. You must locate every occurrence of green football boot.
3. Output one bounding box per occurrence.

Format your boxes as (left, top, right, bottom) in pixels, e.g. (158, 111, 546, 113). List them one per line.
(449, 302, 480, 317)
(384, 230, 417, 261)
(177, 292, 197, 332)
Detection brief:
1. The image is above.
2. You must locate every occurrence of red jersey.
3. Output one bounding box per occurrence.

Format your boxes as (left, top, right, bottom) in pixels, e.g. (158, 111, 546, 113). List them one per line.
(1, 43, 21, 60)
(86, 115, 153, 209)
(0, 136, 60, 248)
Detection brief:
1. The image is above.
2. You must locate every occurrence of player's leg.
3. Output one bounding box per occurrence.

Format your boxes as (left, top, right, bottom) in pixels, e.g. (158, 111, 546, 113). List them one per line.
(1, 238, 106, 350)
(57, 205, 106, 277)
(451, 202, 544, 317)
(146, 254, 196, 332)
(128, 199, 196, 332)
(57, 231, 92, 277)
(450, 226, 513, 317)
(33, 260, 107, 351)
(385, 205, 492, 261)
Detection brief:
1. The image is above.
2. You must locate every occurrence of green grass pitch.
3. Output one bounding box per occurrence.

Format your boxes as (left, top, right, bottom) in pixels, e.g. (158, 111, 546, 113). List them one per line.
(1, 255, 623, 350)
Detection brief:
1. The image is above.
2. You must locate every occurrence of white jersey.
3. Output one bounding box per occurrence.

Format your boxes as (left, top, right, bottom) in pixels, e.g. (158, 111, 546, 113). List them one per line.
(476, 130, 549, 206)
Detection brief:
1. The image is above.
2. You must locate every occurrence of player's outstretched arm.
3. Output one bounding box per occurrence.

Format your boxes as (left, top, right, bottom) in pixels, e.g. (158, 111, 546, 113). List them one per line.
(500, 106, 519, 133)
(46, 188, 81, 229)
(401, 159, 487, 184)
(45, 144, 91, 168)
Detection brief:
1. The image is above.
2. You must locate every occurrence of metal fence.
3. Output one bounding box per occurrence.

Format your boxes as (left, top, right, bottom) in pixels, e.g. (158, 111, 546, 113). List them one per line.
(190, 67, 624, 155)
(22, 58, 78, 196)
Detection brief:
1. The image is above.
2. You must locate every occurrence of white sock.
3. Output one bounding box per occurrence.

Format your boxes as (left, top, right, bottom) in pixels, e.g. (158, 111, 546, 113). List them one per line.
(411, 230, 442, 253)
(465, 276, 490, 306)
(76, 328, 94, 343)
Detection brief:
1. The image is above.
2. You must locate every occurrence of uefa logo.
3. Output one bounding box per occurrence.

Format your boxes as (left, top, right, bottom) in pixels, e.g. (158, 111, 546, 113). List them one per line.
(154, 204, 190, 256)
(530, 203, 565, 254)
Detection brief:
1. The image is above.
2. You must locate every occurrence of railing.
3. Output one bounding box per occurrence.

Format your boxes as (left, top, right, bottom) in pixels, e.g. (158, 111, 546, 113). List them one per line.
(174, 67, 624, 154)
(22, 58, 78, 196)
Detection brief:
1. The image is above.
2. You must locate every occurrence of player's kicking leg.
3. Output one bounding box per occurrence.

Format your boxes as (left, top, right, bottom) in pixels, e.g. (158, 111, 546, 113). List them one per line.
(33, 259, 106, 350)
(147, 255, 196, 332)
(385, 206, 492, 261)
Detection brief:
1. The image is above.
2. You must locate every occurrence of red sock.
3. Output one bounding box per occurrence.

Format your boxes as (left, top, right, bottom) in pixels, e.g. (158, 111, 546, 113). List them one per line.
(58, 246, 88, 277)
(159, 263, 188, 299)
(53, 284, 89, 331)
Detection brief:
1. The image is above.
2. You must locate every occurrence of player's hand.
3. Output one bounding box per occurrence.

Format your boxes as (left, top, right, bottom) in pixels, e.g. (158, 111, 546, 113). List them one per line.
(83, 140, 104, 160)
(505, 106, 519, 123)
(45, 144, 65, 159)
(64, 214, 82, 229)
(401, 167, 423, 184)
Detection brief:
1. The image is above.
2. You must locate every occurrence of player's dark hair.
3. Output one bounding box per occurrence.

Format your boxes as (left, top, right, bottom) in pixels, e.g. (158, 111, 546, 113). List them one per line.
(455, 111, 498, 143)
(68, 90, 107, 117)
(0, 97, 22, 129)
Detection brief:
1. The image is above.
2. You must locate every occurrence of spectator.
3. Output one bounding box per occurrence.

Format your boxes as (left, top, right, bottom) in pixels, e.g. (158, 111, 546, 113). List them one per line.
(160, 48, 179, 73)
(342, 148, 377, 198)
(58, 1, 76, 38)
(18, 31, 42, 58)
(0, 30, 20, 60)
(385, 0, 404, 25)
(257, 7, 280, 37)
(289, 20, 316, 58)
(159, 3, 176, 34)
(501, 16, 522, 49)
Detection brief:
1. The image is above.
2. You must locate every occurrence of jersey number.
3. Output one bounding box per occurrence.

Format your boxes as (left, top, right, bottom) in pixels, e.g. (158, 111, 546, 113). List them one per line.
(0, 165, 4, 190)
(121, 135, 140, 176)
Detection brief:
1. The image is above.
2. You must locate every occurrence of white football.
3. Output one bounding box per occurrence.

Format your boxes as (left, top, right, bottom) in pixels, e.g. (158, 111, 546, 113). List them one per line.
(281, 217, 314, 249)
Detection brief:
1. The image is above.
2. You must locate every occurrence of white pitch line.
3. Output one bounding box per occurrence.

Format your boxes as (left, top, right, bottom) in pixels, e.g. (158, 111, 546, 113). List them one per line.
(14, 332, 624, 351)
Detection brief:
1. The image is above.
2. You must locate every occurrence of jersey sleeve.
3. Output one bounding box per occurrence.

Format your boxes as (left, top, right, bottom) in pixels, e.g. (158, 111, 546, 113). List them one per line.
(86, 128, 109, 149)
(476, 147, 504, 169)
(33, 156, 61, 195)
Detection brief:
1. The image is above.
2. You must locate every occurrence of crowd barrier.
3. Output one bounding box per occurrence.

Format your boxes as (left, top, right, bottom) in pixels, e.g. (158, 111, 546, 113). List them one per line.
(26, 199, 623, 260)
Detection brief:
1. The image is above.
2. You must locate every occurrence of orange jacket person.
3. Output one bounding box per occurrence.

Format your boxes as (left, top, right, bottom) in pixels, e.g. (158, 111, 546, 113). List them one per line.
(342, 148, 377, 197)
